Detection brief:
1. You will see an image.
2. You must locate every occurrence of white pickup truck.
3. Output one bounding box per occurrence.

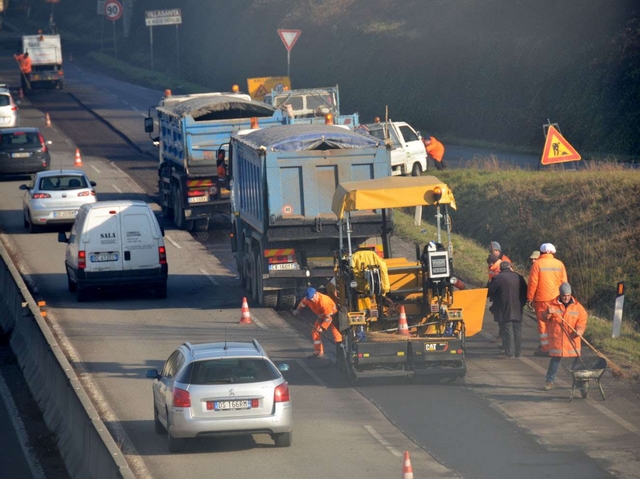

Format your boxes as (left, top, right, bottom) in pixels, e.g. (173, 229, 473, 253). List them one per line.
(360, 120, 428, 176)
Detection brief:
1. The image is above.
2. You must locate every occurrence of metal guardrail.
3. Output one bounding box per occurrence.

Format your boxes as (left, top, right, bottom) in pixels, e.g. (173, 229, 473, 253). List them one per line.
(0, 241, 135, 479)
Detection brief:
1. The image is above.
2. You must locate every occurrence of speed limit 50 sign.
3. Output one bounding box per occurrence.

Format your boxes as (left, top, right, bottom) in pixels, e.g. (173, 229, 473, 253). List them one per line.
(104, 0, 123, 21)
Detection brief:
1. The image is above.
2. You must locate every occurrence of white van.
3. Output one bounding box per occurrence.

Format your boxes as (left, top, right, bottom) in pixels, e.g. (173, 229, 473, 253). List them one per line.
(58, 200, 168, 302)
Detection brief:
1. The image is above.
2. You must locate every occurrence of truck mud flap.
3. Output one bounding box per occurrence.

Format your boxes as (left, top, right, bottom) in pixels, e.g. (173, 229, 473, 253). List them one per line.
(355, 341, 409, 367)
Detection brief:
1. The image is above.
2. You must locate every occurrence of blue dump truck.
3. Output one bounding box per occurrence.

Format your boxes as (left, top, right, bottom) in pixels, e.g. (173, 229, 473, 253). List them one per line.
(144, 92, 287, 231)
(230, 124, 391, 309)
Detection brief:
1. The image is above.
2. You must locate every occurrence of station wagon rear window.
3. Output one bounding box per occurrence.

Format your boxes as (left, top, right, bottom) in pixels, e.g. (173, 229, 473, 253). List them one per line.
(180, 358, 281, 385)
(1, 132, 39, 147)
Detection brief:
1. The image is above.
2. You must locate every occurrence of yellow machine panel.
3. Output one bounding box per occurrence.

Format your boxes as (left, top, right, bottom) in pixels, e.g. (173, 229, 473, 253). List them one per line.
(451, 288, 488, 337)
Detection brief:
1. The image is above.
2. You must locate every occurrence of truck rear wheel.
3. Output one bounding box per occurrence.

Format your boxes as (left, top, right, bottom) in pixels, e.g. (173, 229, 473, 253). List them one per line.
(276, 289, 296, 310)
(411, 162, 423, 177)
(255, 251, 278, 308)
(172, 185, 187, 229)
(192, 218, 209, 232)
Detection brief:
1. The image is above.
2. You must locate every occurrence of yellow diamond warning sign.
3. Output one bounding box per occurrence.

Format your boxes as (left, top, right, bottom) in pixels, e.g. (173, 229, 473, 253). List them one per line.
(247, 76, 291, 101)
(541, 125, 581, 165)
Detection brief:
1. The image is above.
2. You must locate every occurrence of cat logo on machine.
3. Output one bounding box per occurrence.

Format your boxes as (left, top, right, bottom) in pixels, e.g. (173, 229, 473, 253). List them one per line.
(425, 342, 448, 352)
(282, 204, 293, 215)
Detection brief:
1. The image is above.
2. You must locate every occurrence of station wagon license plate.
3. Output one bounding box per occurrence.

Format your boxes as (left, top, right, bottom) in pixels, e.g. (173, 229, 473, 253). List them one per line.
(188, 195, 209, 204)
(269, 263, 298, 271)
(53, 210, 77, 218)
(12, 152, 31, 158)
(90, 253, 119, 263)
(214, 400, 250, 411)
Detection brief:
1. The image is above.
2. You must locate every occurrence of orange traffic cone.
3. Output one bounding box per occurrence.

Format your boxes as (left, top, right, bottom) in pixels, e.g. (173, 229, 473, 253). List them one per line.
(401, 451, 414, 479)
(239, 297, 252, 324)
(45, 113, 51, 127)
(74, 148, 83, 167)
(164, 89, 172, 98)
(397, 306, 410, 336)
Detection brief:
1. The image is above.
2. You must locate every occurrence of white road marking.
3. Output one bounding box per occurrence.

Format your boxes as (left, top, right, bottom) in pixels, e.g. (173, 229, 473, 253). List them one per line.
(164, 235, 181, 249)
(90, 164, 101, 174)
(199, 268, 220, 286)
(112, 184, 122, 193)
(0, 371, 46, 479)
(479, 329, 640, 437)
(131, 106, 141, 112)
(364, 425, 403, 458)
(249, 313, 268, 330)
(295, 359, 326, 387)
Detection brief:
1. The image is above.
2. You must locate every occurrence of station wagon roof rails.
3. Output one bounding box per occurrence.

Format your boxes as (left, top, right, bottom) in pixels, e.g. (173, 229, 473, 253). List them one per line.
(252, 339, 265, 354)
(182, 342, 194, 354)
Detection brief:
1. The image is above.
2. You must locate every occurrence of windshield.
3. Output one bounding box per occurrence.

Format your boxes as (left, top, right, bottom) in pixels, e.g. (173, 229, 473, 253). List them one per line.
(39, 175, 88, 190)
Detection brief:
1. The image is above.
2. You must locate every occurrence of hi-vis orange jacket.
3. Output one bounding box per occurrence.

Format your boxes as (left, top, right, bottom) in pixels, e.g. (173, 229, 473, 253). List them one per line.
(543, 296, 588, 357)
(15, 53, 32, 74)
(488, 253, 512, 281)
(297, 291, 337, 318)
(425, 136, 445, 162)
(527, 253, 567, 302)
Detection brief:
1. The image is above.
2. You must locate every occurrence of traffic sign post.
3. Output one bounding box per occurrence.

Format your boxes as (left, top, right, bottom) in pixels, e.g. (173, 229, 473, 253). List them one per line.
(105, 0, 123, 59)
(277, 29, 301, 80)
(145, 10, 182, 74)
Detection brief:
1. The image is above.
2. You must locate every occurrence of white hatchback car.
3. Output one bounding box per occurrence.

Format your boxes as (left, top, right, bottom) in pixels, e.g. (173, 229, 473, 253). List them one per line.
(0, 85, 18, 128)
(20, 169, 96, 233)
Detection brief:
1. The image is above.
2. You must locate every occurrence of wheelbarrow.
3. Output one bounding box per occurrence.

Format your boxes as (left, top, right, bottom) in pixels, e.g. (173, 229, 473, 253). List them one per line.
(566, 356, 607, 402)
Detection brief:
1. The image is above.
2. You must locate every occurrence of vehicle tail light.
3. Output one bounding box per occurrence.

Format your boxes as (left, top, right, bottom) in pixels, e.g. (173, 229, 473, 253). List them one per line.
(11, 106, 17, 111)
(274, 382, 290, 403)
(251, 398, 259, 408)
(187, 190, 206, 197)
(32, 192, 51, 199)
(37, 132, 47, 152)
(173, 388, 191, 408)
(58, 70, 64, 76)
(77, 191, 91, 197)
(78, 251, 86, 270)
(268, 254, 296, 265)
(158, 246, 167, 265)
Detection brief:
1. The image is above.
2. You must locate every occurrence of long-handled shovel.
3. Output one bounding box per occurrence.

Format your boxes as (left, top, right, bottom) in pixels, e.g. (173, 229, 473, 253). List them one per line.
(557, 315, 626, 380)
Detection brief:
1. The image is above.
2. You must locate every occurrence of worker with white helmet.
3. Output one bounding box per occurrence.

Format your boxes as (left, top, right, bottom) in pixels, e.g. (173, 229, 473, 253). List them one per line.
(527, 243, 568, 356)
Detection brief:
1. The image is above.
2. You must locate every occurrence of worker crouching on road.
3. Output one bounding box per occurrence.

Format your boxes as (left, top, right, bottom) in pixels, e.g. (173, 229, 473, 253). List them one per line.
(423, 135, 447, 170)
(527, 243, 568, 356)
(541, 282, 588, 391)
(292, 288, 343, 359)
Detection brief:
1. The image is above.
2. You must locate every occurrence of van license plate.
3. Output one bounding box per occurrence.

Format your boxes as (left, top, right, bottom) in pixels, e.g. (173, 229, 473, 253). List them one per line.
(53, 210, 77, 218)
(214, 400, 250, 411)
(269, 263, 299, 271)
(188, 196, 209, 204)
(90, 253, 119, 262)
(12, 152, 31, 158)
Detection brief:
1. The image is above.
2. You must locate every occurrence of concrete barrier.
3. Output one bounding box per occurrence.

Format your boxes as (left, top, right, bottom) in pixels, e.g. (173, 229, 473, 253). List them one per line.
(0, 242, 135, 479)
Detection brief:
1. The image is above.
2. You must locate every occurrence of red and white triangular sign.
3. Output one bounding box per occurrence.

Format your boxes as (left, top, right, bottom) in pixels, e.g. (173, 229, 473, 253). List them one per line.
(278, 29, 301, 52)
(541, 125, 581, 165)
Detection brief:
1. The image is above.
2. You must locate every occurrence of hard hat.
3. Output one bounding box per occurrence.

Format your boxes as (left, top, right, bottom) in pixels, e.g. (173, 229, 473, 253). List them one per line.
(529, 251, 541, 260)
(559, 282, 572, 296)
(491, 241, 502, 252)
(306, 287, 317, 301)
(540, 243, 556, 254)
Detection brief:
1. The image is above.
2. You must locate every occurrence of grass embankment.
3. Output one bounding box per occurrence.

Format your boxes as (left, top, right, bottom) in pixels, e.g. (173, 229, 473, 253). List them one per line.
(395, 165, 640, 377)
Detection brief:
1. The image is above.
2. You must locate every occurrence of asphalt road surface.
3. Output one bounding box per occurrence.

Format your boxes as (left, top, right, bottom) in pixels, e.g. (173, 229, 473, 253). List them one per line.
(0, 33, 639, 479)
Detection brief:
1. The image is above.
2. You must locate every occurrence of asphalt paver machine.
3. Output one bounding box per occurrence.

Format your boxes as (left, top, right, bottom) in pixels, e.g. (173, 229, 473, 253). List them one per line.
(330, 176, 487, 383)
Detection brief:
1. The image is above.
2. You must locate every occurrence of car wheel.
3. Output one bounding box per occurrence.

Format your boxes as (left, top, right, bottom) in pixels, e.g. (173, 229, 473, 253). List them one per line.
(77, 285, 89, 303)
(23, 211, 29, 229)
(411, 162, 423, 177)
(67, 274, 77, 293)
(155, 283, 167, 299)
(273, 431, 292, 448)
(154, 403, 165, 435)
(28, 217, 40, 234)
(172, 185, 186, 230)
(167, 416, 185, 453)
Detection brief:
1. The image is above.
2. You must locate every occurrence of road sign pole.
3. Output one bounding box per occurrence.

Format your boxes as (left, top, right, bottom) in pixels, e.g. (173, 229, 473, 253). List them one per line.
(287, 50, 290, 80)
(176, 25, 180, 77)
(113, 19, 117, 58)
(101, 15, 105, 52)
(149, 25, 154, 71)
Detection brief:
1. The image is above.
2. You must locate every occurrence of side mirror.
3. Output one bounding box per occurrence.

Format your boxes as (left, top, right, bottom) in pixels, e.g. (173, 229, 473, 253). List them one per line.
(146, 369, 160, 379)
(90, 181, 96, 187)
(46, 140, 53, 145)
(19, 184, 28, 190)
(144, 117, 154, 133)
(58, 231, 69, 243)
(277, 363, 290, 372)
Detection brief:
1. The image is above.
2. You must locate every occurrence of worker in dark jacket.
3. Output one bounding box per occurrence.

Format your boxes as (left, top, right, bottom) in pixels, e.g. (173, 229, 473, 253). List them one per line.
(488, 261, 528, 358)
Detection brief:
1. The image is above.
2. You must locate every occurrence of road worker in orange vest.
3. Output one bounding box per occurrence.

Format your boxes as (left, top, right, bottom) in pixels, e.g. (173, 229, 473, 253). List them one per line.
(487, 241, 512, 283)
(14, 51, 32, 91)
(527, 243, 568, 357)
(292, 288, 343, 358)
(541, 282, 588, 390)
(423, 135, 447, 170)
